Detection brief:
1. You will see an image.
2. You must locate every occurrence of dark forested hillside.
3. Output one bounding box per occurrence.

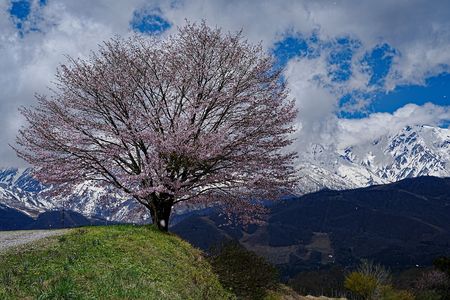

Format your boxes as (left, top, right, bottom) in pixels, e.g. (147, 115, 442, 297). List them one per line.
(173, 176, 450, 278)
(0, 205, 108, 230)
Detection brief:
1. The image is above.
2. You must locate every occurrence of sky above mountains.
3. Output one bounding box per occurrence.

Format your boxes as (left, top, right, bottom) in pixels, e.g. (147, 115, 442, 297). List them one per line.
(1, 0, 450, 166)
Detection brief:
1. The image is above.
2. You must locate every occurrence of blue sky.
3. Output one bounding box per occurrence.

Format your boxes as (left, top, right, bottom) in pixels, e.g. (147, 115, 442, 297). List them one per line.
(372, 74, 450, 113)
(130, 8, 170, 34)
(271, 33, 450, 117)
(1, 0, 450, 165)
(8, 0, 448, 116)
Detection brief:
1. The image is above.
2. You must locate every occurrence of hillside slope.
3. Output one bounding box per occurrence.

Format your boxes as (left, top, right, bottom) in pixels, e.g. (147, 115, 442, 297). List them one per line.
(173, 176, 450, 278)
(0, 225, 232, 299)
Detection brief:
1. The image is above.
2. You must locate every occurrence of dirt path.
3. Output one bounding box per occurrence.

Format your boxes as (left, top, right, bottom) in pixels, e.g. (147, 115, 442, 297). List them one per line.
(0, 229, 68, 252)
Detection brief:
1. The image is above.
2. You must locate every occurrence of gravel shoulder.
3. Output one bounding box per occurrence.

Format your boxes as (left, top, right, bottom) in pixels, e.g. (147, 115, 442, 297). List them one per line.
(0, 229, 69, 252)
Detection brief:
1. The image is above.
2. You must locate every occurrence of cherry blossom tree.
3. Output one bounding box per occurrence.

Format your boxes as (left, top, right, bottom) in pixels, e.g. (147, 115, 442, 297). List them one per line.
(15, 22, 297, 231)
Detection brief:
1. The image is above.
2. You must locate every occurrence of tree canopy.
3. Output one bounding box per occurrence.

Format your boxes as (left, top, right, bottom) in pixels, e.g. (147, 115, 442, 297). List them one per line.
(15, 22, 298, 231)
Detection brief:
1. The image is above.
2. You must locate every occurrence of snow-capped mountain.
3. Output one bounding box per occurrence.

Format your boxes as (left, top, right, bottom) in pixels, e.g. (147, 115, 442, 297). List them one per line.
(1, 125, 449, 221)
(0, 168, 55, 216)
(0, 168, 147, 222)
(297, 125, 450, 193)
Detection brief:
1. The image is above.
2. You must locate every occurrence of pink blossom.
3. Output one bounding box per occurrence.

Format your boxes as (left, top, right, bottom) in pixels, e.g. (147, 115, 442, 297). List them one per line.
(14, 21, 298, 231)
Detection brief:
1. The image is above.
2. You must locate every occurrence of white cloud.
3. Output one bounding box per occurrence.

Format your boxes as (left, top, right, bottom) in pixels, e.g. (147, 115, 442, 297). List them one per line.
(162, 0, 450, 154)
(1, 0, 450, 166)
(337, 103, 450, 148)
(161, 0, 450, 89)
(0, 0, 156, 166)
(162, 0, 315, 48)
(284, 51, 339, 151)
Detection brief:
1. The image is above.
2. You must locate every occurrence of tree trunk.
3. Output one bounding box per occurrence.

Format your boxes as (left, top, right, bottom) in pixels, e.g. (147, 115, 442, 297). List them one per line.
(149, 194, 173, 232)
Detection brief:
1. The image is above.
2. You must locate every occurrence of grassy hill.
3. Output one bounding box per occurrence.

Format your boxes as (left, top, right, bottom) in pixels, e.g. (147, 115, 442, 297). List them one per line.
(0, 225, 233, 299)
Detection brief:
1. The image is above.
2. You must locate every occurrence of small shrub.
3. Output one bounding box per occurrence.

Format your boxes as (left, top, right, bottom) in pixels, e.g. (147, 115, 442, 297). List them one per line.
(415, 270, 448, 291)
(433, 257, 450, 277)
(380, 285, 414, 300)
(345, 260, 415, 300)
(209, 242, 279, 300)
(345, 260, 392, 299)
(414, 269, 450, 300)
(345, 271, 378, 299)
(357, 259, 391, 286)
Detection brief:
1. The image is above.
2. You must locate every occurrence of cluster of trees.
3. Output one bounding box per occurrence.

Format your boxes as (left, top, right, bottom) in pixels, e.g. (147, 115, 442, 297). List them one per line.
(345, 258, 450, 300)
(209, 242, 279, 299)
(287, 258, 450, 299)
(414, 257, 450, 300)
(344, 260, 414, 300)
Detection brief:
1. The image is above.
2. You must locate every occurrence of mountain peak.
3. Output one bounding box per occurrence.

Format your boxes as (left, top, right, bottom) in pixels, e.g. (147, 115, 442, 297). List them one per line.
(298, 125, 450, 193)
(1, 125, 449, 221)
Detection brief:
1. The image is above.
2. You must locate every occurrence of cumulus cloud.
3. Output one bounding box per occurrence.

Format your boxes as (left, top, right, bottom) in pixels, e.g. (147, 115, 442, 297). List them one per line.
(161, 0, 450, 89)
(337, 103, 450, 148)
(1, 0, 450, 166)
(283, 37, 374, 151)
(0, 0, 152, 166)
(161, 0, 450, 155)
(284, 50, 339, 151)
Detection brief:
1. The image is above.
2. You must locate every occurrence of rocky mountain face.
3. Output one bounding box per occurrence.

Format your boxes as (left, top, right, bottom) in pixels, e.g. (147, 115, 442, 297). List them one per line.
(0, 125, 449, 223)
(297, 125, 450, 193)
(0, 168, 53, 217)
(0, 168, 147, 223)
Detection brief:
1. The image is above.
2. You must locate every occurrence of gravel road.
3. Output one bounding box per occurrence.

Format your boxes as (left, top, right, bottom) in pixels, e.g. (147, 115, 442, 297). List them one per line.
(0, 229, 68, 252)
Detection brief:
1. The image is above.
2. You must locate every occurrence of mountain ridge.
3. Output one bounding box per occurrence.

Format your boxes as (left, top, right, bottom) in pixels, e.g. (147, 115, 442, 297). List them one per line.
(173, 176, 450, 278)
(1, 125, 449, 222)
(297, 124, 450, 193)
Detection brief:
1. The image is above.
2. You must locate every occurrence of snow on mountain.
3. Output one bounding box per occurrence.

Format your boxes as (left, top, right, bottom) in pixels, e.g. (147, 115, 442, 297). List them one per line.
(0, 168, 149, 222)
(1, 125, 449, 221)
(0, 168, 54, 217)
(297, 125, 450, 192)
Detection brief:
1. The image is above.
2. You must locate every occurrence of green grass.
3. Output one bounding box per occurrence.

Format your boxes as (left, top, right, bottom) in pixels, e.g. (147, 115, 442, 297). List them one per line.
(0, 225, 234, 300)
